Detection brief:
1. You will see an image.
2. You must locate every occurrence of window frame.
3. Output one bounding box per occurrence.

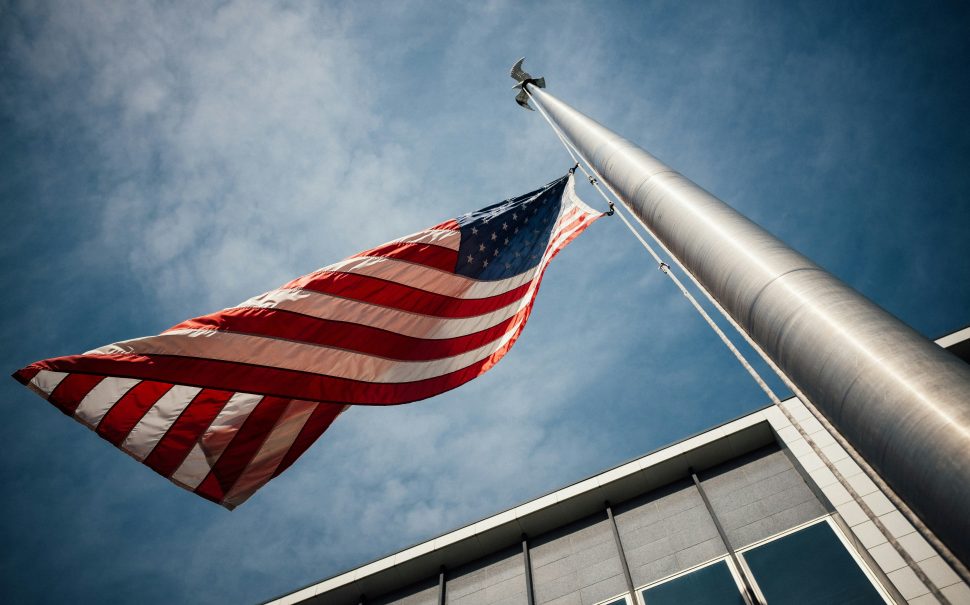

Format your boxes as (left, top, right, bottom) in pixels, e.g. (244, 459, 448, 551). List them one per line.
(634, 555, 751, 605)
(735, 515, 894, 605)
(627, 515, 894, 605)
(592, 592, 633, 605)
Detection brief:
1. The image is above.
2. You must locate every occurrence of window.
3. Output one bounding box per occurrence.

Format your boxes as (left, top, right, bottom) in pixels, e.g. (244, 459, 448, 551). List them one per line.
(741, 520, 886, 604)
(641, 560, 746, 605)
(634, 520, 890, 605)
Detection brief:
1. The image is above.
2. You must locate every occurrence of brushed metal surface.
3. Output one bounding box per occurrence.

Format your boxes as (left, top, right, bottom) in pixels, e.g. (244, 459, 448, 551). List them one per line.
(527, 85, 970, 566)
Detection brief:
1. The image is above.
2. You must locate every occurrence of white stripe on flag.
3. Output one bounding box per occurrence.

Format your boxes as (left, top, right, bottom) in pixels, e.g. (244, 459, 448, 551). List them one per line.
(28, 370, 68, 398)
(390, 228, 460, 251)
(236, 288, 526, 339)
(170, 392, 263, 490)
(92, 317, 526, 383)
(122, 385, 203, 461)
(223, 399, 317, 507)
(74, 377, 141, 429)
(317, 255, 538, 299)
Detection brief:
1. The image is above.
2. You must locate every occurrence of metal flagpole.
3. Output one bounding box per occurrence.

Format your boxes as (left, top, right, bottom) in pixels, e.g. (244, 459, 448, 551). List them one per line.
(512, 62, 970, 570)
(527, 90, 966, 596)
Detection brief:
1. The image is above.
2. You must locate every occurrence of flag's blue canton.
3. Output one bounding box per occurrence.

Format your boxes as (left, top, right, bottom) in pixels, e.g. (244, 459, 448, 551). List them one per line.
(454, 176, 568, 281)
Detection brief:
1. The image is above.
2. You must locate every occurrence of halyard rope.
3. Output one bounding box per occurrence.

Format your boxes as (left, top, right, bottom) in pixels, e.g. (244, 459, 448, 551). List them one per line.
(529, 92, 787, 407)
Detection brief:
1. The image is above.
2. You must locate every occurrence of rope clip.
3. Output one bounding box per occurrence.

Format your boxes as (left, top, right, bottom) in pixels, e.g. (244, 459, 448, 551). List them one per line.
(568, 163, 579, 174)
(587, 175, 598, 185)
(605, 201, 615, 216)
(658, 261, 670, 273)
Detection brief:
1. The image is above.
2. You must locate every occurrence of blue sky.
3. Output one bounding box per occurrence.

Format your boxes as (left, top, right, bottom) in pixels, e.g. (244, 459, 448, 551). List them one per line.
(2, 1, 968, 603)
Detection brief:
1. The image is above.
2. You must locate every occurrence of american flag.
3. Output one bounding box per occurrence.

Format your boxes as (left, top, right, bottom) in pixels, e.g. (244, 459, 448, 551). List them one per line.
(13, 173, 602, 509)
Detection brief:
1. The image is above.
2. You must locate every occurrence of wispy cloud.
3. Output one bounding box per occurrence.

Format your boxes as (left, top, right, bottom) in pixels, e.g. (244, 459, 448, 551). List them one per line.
(5, 1, 429, 315)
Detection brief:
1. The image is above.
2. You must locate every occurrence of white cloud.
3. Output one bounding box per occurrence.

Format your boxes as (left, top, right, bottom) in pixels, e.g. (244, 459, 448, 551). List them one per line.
(6, 1, 430, 314)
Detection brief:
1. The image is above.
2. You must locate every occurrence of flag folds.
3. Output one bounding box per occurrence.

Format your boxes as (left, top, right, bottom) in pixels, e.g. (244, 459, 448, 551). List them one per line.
(13, 173, 601, 508)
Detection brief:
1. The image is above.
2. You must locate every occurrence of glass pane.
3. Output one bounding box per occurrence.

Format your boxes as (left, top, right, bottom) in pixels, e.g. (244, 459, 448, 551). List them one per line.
(642, 560, 744, 605)
(743, 522, 885, 604)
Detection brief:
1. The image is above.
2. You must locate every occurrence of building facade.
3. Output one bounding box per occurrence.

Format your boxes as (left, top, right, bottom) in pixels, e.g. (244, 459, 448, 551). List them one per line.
(267, 328, 970, 605)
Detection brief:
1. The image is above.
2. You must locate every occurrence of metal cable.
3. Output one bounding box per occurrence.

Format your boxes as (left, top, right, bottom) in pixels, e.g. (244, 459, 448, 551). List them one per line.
(530, 92, 786, 407)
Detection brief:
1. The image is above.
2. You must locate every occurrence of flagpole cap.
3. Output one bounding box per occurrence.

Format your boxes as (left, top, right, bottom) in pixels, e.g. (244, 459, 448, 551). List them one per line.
(509, 57, 545, 110)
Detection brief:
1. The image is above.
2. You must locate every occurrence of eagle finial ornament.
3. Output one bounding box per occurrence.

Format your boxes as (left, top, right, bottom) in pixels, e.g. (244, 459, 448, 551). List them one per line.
(509, 57, 545, 111)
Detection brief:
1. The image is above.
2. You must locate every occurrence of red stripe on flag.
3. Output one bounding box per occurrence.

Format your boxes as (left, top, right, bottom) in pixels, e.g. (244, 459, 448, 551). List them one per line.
(28, 346, 502, 405)
(12, 367, 40, 386)
(96, 380, 173, 446)
(168, 306, 520, 361)
(143, 388, 235, 478)
(48, 373, 105, 416)
(198, 396, 290, 499)
(271, 404, 344, 479)
(194, 473, 226, 508)
(26, 302, 539, 406)
(547, 213, 595, 262)
(354, 241, 458, 272)
(23, 354, 307, 402)
(429, 219, 459, 231)
(287, 272, 533, 318)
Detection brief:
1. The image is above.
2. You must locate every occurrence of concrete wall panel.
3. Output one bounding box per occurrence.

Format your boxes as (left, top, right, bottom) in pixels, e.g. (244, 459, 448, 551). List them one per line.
(531, 513, 626, 605)
(699, 445, 826, 549)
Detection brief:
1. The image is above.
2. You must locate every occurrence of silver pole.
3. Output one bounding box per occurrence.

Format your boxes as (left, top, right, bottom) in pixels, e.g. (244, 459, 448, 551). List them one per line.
(524, 82, 970, 566)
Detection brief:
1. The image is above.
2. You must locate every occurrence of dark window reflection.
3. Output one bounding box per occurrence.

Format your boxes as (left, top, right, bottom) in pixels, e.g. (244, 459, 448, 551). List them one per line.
(642, 560, 745, 605)
(743, 522, 884, 604)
